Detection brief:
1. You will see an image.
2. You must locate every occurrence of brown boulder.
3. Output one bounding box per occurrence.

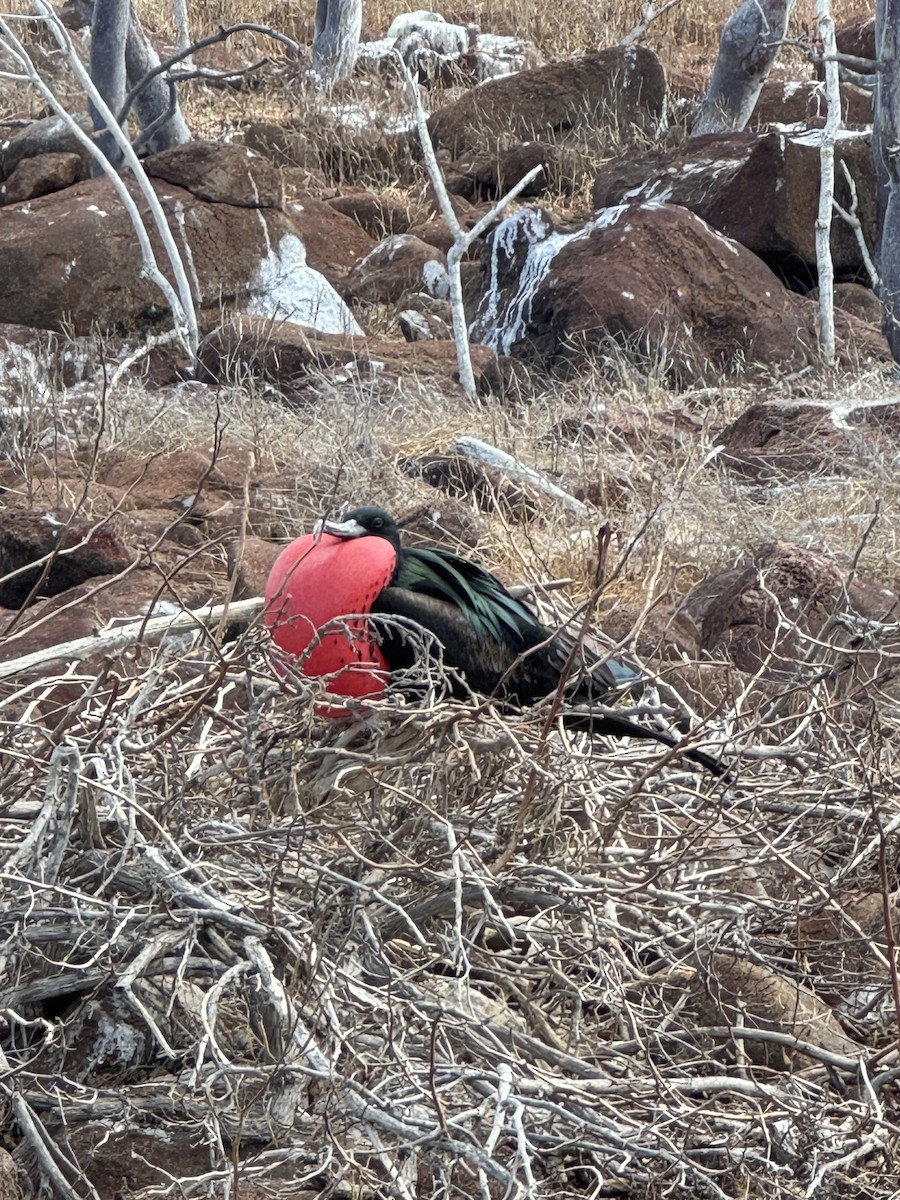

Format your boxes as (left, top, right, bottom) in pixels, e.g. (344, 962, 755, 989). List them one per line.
(144, 140, 283, 206)
(832, 14, 876, 74)
(796, 888, 900, 1016)
(91, 443, 290, 542)
(809, 281, 883, 325)
(716, 397, 900, 481)
(201, 315, 507, 398)
(401, 452, 542, 524)
(398, 294, 452, 341)
(344, 234, 448, 304)
(470, 203, 886, 383)
(689, 952, 860, 1070)
(286, 194, 377, 285)
(0, 1148, 19, 1200)
(692, 541, 900, 678)
(398, 497, 490, 551)
(0, 575, 189, 728)
(96, 447, 242, 512)
(0, 113, 91, 181)
(0, 141, 360, 336)
(406, 212, 488, 256)
(0, 509, 132, 609)
(0, 151, 84, 206)
(445, 142, 559, 202)
(242, 119, 320, 170)
(750, 79, 872, 129)
(428, 45, 666, 158)
(591, 129, 877, 277)
(325, 190, 420, 240)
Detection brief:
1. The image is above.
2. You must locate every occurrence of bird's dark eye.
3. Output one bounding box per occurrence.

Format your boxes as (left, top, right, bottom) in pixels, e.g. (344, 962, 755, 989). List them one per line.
(371, 517, 383, 530)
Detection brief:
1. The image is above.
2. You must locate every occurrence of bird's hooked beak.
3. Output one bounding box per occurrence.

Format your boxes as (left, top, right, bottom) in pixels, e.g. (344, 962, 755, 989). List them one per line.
(315, 516, 369, 539)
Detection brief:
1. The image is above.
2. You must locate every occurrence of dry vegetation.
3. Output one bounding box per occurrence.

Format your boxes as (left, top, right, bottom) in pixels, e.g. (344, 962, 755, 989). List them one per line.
(2, 1, 900, 1198)
(3, 346, 900, 1198)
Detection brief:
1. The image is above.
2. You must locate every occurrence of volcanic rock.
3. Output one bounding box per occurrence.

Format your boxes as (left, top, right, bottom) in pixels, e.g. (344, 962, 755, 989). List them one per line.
(0, 141, 361, 337)
(344, 234, 449, 304)
(470, 203, 887, 383)
(428, 45, 666, 158)
(591, 129, 877, 278)
(0, 509, 132, 610)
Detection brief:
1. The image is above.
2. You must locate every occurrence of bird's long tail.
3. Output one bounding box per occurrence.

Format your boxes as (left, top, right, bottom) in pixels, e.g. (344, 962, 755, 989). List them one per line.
(561, 710, 732, 779)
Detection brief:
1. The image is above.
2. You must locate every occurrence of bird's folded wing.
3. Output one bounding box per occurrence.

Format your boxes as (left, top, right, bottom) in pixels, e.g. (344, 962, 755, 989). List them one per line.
(371, 586, 524, 697)
(396, 546, 541, 647)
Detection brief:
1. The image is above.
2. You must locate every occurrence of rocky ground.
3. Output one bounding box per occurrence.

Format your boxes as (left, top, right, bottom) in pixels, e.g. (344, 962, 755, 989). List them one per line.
(1, 3, 899, 1198)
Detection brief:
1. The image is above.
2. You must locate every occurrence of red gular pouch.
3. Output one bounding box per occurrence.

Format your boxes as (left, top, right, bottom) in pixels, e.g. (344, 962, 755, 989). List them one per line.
(264, 531, 397, 710)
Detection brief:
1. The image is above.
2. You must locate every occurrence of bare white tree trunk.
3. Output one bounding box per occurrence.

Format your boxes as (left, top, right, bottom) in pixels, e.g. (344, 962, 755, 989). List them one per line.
(85, 0, 190, 155)
(172, 0, 191, 53)
(312, 0, 362, 84)
(875, 0, 900, 362)
(692, 0, 796, 136)
(89, 0, 129, 163)
(816, 0, 840, 366)
(398, 58, 543, 398)
(124, 5, 191, 152)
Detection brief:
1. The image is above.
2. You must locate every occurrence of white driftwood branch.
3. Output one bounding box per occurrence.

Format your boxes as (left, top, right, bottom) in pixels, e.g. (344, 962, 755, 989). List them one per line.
(451, 436, 589, 516)
(816, 0, 841, 366)
(0, 1045, 98, 1200)
(0, 597, 263, 682)
(7, 744, 81, 883)
(397, 55, 542, 398)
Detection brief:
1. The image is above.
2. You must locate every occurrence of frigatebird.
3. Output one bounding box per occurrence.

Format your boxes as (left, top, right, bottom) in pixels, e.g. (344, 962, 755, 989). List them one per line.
(265, 506, 728, 776)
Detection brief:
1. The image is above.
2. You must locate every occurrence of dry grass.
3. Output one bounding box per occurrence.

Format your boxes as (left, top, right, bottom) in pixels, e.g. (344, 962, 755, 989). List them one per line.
(3, 353, 900, 1193)
(1, 0, 873, 197)
(126, 0, 879, 70)
(144, 0, 873, 61)
(3, 263, 900, 1200)
(2, 2, 899, 1196)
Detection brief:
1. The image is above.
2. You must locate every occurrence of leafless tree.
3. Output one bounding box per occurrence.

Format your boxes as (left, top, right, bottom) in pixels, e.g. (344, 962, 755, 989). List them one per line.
(89, 0, 128, 161)
(123, 5, 191, 152)
(5, 2, 198, 360)
(312, 0, 362, 83)
(86, 0, 190, 163)
(692, 0, 796, 135)
(815, 0, 841, 366)
(875, 0, 900, 361)
(397, 56, 543, 398)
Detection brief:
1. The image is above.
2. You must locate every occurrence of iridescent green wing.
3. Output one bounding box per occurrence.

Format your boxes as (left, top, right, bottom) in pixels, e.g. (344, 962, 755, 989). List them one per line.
(395, 547, 541, 647)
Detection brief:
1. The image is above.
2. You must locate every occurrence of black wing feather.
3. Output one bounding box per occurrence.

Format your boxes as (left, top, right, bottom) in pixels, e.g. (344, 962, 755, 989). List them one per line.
(375, 545, 636, 705)
(369, 543, 726, 777)
(396, 546, 540, 648)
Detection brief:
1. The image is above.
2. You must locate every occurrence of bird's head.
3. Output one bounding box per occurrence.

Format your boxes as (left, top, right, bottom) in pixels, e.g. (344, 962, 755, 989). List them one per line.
(318, 506, 402, 552)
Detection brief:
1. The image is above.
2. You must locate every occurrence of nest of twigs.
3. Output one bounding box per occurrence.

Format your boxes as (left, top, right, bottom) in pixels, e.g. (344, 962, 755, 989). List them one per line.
(1, 609, 899, 1200)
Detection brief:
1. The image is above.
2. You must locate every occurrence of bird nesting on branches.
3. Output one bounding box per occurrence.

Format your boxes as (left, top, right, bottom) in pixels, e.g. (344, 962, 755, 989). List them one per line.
(264, 506, 728, 777)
